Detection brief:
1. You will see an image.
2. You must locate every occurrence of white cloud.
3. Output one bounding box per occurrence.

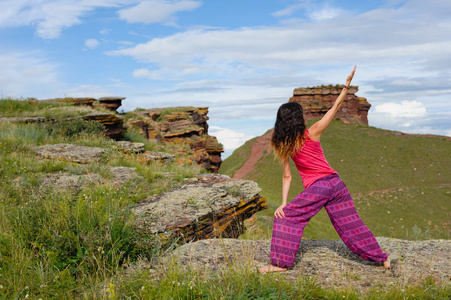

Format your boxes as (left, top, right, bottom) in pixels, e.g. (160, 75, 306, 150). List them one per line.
(309, 5, 342, 21)
(272, 0, 310, 17)
(0, 51, 61, 98)
(374, 100, 427, 118)
(109, 2, 451, 78)
(209, 125, 252, 151)
(0, 0, 132, 39)
(84, 38, 100, 49)
(132, 68, 161, 79)
(118, 0, 202, 25)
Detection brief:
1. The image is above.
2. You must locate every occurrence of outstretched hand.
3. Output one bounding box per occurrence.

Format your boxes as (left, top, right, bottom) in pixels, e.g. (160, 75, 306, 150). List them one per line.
(346, 65, 357, 87)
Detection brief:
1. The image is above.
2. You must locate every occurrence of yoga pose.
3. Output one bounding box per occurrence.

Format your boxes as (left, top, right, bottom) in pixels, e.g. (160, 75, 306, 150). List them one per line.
(259, 66, 390, 273)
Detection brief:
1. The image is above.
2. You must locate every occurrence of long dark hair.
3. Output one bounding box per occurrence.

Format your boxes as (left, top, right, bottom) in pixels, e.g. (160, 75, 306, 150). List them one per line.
(270, 102, 306, 162)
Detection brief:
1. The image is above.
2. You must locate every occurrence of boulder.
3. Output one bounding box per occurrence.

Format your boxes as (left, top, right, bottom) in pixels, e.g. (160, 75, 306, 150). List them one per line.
(133, 174, 268, 241)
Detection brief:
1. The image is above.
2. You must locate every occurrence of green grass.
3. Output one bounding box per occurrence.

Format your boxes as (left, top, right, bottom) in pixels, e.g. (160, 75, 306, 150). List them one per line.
(222, 119, 451, 240)
(220, 136, 256, 177)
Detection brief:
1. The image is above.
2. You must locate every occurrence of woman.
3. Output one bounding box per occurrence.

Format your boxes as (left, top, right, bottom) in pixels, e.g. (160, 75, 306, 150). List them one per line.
(259, 66, 390, 273)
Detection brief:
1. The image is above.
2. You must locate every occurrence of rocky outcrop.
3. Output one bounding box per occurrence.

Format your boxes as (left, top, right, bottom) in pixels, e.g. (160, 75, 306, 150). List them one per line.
(82, 111, 124, 137)
(95, 97, 126, 112)
(163, 237, 450, 292)
(126, 107, 224, 173)
(290, 85, 371, 125)
(133, 174, 267, 242)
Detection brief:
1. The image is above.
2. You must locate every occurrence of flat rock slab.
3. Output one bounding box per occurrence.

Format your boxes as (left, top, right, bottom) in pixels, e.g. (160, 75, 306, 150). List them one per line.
(116, 141, 145, 153)
(39, 167, 140, 188)
(109, 166, 140, 184)
(133, 174, 268, 241)
(140, 151, 175, 163)
(33, 143, 107, 164)
(165, 238, 450, 292)
(41, 172, 103, 188)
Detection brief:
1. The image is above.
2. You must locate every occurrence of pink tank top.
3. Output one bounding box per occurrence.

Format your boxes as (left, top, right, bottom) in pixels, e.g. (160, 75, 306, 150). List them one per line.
(291, 130, 337, 188)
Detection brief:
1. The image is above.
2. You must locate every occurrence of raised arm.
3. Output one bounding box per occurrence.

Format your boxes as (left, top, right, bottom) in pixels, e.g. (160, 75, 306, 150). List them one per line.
(308, 66, 356, 141)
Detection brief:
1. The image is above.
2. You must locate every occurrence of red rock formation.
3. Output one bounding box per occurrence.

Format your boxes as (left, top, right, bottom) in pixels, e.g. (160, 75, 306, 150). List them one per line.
(95, 97, 126, 112)
(126, 107, 224, 173)
(289, 85, 371, 125)
(82, 111, 124, 137)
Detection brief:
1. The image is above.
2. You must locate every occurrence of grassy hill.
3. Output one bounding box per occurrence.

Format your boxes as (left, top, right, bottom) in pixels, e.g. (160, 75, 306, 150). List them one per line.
(221, 120, 451, 240)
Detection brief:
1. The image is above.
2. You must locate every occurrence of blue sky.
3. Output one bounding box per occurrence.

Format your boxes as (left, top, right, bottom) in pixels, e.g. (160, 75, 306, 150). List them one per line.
(1, 0, 450, 158)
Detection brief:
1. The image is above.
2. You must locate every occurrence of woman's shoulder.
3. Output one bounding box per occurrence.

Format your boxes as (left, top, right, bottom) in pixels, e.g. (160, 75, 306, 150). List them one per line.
(306, 124, 321, 142)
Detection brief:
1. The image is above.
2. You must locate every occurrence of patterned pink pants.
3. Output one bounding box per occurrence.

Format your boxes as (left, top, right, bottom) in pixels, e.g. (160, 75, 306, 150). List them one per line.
(270, 174, 388, 268)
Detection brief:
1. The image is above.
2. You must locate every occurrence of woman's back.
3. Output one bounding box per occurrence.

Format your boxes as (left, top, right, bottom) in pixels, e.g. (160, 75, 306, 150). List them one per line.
(291, 129, 336, 188)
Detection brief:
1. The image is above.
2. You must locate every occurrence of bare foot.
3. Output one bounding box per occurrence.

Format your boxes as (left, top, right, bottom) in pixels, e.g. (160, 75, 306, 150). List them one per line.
(258, 265, 287, 273)
(383, 258, 391, 269)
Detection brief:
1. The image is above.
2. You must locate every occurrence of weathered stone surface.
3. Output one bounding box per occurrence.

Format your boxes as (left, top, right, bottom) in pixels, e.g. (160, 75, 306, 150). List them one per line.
(0, 116, 46, 123)
(82, 111, 124, 137)
(140, 151, 175, 163)
(38, 167, 140, 188)
(164, 237, 450, 292)
(290, 85, 371, 125)
(41, 172, 103, 188)
(109, 166, 140, 184)
(96, 97, 126, 112)
(116, 141, 145, 153)
(133, 174, 268, 241)
(126, 107, 223, 172)
(32, 144, 107, 164)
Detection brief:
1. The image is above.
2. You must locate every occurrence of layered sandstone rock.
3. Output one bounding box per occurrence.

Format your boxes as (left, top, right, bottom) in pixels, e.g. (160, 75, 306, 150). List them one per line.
(133, 174, 267, 242)
(290, 85, 371, 125)
(95, 97, 126, 112)
(82, 111, 124, 137)
(126, 107, 224, 173)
